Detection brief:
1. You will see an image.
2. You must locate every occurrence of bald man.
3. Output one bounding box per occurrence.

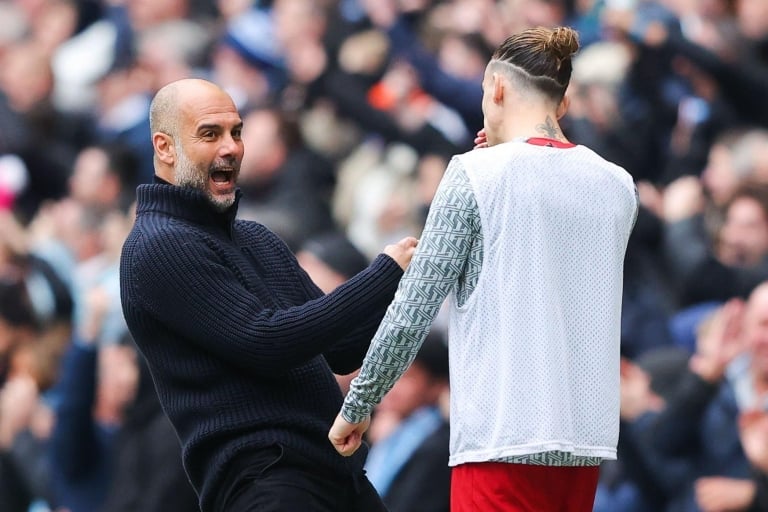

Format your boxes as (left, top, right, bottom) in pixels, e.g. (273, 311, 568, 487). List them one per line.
(119, 79, 417, 512)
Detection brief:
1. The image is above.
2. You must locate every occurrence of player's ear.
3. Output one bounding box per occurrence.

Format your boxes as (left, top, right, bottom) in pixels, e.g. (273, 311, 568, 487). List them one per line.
(556, 95, 570, 120)
(492, 72, 505, 104)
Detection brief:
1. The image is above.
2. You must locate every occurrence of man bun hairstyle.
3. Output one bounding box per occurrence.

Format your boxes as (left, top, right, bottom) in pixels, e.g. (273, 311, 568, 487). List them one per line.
(543, 26, 580, 62)
(492, 26, 580, 101)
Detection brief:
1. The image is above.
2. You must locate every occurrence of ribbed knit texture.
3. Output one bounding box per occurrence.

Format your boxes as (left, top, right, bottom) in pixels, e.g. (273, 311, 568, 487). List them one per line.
(119, 183, 404, 512)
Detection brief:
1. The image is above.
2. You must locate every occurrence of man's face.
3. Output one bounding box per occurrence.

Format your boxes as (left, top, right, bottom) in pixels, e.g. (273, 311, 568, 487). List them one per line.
(174, 98, 244, 211)
(69, 147, 112, 204)
(737, 0, 768, 40)
(718, 197, 768, 267)
(701, 144, 737, 207)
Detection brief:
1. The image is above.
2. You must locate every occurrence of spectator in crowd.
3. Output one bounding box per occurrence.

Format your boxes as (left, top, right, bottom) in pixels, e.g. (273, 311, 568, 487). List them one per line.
(237, 105, 337, 251)
(90, 57, 155, 186)
(674, 181, 768, 306)
(68, 143, 139, 213)
(134, 19, 212, 95)
(645, 284, 768, 512)
(0, 41, 85, 222)
(361, 0, 486, 136)
(0, 278, 55, 512)
(212, 7, 288, 110)
(48, 291, 139, 512)
(0, 249, 71, 512)
(662, 129, 758, 281)
(48, 278, 196, 512)
(599, 347, 692, 512)
(98, 335, 199, 512)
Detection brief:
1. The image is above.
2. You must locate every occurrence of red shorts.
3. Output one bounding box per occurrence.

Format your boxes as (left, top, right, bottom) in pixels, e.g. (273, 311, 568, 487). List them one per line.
(451, 461, 600, 512)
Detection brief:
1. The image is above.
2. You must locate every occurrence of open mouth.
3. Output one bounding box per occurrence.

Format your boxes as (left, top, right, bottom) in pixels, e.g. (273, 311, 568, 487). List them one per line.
(210, 169, 234, 183)
(209, 168, 236, 192)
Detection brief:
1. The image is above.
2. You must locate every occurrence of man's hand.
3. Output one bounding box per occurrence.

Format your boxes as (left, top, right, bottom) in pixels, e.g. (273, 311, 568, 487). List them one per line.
(662, 175, 705, 222)
(690, 298, 745, 383)
(0, 376, 39, 449)
(739, 410, 768, 473)
(473, 128, 488, 149)
(383, 236, 418, 270)
(329, 413, 371, 457)
(694, 476, 756, 512)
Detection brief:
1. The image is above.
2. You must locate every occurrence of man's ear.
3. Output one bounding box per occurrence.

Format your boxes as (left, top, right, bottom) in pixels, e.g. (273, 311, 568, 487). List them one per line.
(492, 72, 505, 104)
(153, 132, 175, 166)
(556, 95, 570, 120)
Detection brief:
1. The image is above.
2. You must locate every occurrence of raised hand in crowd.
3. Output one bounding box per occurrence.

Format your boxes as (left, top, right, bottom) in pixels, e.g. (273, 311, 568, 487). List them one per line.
(694, 475, 756, 512)
(689, 297, 746, 383)
(662, 175, 706, 223)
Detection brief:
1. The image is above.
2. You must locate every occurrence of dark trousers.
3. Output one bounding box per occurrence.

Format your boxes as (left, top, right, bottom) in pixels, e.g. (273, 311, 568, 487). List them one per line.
(219, 445, 388, 512)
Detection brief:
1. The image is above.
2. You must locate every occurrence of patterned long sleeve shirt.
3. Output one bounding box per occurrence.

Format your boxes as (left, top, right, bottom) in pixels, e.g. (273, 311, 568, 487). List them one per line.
(341, 157, 601, 466)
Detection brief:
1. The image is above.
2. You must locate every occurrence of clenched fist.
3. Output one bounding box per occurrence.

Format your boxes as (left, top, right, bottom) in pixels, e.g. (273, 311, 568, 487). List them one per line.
(328, 413, 371, 457)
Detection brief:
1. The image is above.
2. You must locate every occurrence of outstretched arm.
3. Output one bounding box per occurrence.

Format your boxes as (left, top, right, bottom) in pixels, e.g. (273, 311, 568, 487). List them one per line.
(330, 157, 481, 455)
(121, 226, 411, 376)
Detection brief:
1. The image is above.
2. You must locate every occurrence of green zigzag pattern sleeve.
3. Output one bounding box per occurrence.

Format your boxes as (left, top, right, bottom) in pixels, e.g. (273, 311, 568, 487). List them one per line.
(341, 157, 481, 423)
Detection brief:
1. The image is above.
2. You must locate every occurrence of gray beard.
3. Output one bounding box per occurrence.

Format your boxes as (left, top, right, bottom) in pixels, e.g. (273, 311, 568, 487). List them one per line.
(175, 142, 235, 213)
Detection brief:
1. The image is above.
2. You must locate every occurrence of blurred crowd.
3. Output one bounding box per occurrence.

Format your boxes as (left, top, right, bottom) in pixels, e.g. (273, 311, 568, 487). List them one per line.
(1, 0, 768, 511)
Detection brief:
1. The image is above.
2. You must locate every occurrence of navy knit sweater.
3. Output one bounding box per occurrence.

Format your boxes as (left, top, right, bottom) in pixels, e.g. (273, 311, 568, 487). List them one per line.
(119, 182, 404, 511)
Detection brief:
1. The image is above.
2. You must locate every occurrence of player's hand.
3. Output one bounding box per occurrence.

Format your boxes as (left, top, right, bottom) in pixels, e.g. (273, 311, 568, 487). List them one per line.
(329, 413, 371, 457)
(474, 128, 488, 149)
(383, 236, 418, 270)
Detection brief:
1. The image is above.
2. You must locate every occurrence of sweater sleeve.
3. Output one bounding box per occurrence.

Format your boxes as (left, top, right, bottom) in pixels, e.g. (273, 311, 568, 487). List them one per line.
(322, 305, 391, 375)
(121, 227, 404, 375)
(281, 234, 400, 375)
(341, 158, 480, 422)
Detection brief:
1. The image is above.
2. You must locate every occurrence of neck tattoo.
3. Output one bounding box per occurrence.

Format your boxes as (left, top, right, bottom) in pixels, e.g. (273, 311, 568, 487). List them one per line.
(535, 116, 562, 140)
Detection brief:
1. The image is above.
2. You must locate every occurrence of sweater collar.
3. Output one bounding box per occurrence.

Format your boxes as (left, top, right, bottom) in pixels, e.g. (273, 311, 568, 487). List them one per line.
(135, 176, 241, 232)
